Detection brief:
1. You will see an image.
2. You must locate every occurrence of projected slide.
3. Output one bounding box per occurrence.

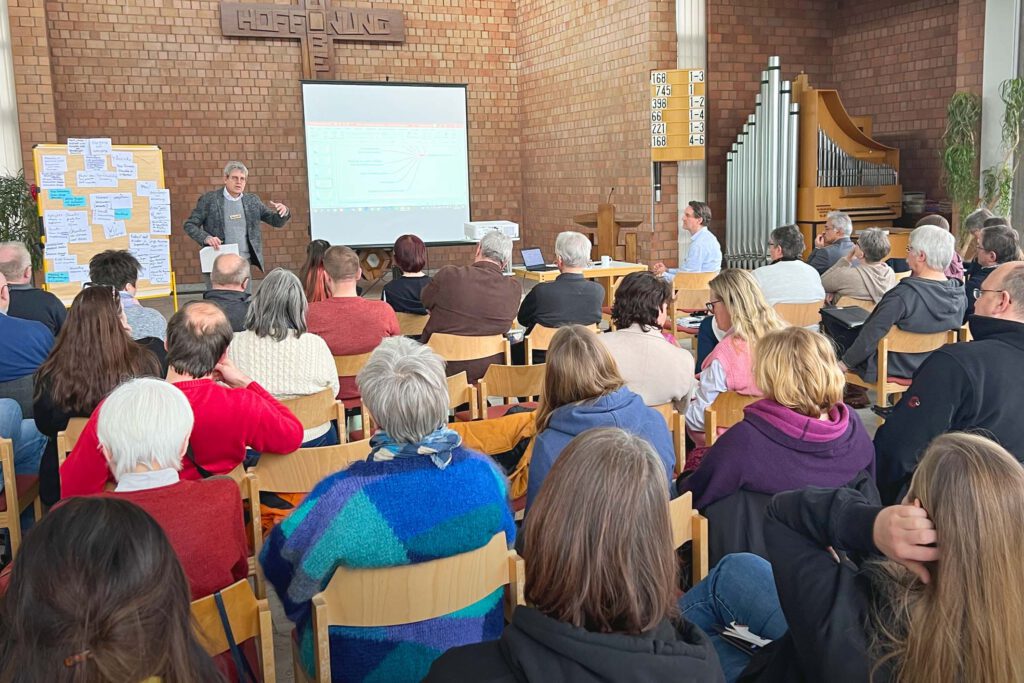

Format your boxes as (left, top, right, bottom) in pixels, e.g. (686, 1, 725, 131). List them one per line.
(303, 82, 472, 248)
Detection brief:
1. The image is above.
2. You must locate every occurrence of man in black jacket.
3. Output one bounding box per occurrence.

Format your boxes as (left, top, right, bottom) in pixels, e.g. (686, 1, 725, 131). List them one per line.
(202, 253, 251, 332)
(963, 223, 1019, 321)
(0, 241, 66, 336)
(874, 261, 1024, 503)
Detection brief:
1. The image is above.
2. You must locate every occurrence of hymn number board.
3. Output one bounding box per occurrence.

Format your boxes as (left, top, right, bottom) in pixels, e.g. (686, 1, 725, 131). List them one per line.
(650, 69, 706, 162)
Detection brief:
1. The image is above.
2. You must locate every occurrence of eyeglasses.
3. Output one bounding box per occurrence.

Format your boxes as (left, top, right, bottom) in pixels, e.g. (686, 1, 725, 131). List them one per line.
(767, 241, 778, 248)
(705, 299, 721, 313)
(973, 288, 1006, 300)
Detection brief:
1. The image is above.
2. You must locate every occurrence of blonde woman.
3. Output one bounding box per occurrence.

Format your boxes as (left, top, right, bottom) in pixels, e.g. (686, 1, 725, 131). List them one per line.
(526, 325, 675, 509)
(742, 433, 1024, 683)
(685, 269, 786, 450)
(679, 327, 874, 510)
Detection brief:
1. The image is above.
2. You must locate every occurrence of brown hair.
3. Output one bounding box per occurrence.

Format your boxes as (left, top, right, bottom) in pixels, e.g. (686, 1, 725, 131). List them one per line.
(914, 214, 951, 232)
(300, 239, 332, 302)
(754, 327, 844, 416)
(0, 497, 222, 682)
(688, 200, 712, 228)
(534, 325, 624, 433)
(523, 427, 678, 634)
(165, 301, 233, 377)
(323, 245, 361, 282)
(610, 271, 672, 331)
(868, 433, 1024, 683)
(393, 234, 427, 273)
(35, 286, 161, 414)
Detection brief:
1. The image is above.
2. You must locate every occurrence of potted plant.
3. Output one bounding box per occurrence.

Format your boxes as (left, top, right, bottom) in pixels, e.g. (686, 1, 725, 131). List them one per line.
(941, 91, 981, 245)
(0, 170, 41, 268)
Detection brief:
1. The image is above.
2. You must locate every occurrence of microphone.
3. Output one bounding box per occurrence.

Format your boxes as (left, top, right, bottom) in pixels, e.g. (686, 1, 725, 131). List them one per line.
(607, 187, 615, 203)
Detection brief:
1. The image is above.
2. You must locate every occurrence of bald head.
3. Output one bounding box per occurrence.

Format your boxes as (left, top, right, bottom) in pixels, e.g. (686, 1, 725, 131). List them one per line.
(0, 242, 31, 284)
(165, 301, 233, 377)
(0, 272, 8, 314)
(974, 262, 1024, 322)
(210, 253, 250, 290)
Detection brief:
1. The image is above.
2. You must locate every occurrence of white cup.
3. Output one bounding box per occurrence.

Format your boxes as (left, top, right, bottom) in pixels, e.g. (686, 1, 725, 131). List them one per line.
(601, 255, 611, 267)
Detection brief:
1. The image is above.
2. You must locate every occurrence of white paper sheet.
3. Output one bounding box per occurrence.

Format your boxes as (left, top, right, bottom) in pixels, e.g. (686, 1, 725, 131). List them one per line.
(41, 156, 67, 174)
(199, 243, 240, 273)
(67, 139, 87, 155)
(84, 155, 107, 172)
(88, 138, 112, 156)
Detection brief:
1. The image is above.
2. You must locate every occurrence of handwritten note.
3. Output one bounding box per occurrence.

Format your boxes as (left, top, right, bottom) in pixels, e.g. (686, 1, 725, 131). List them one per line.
(116, 163, 137, 180)
(101, 220, 127, 239)
(68, 265, 90, 283)
(88, 138, 112, 156)
(149, 205, 171, 234)
(41, 155, 67, 174)
(40, 172, 65, 189)
(63, 195, 86, 208)
(47, 189, 72, 201)
(45, 271, 70, 284)
(136, 181, 157, 197)
(43, 210, 70, 239)
(44, 242, 68, 259)
(111, 151, 134, 167)
(67, 212, 92, 243)
(67, 139, 87, 155)
(51, 255, 78, 271)
(84, 155, 107, 172)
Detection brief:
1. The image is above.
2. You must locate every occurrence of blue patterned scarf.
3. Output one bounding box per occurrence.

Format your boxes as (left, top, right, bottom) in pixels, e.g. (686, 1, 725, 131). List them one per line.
(368, 426, 462, 470)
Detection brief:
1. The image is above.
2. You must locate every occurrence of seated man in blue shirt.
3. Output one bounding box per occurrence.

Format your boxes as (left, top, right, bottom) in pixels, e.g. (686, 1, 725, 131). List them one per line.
(651, 200, 722, 279)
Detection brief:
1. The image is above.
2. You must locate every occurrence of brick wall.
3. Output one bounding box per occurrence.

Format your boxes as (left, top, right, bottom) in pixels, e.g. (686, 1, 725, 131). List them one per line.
(9, 0, 57, 174)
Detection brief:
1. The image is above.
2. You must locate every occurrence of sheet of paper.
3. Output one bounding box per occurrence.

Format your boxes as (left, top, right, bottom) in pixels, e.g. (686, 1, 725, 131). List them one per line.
(148, 238, 171, 284)
(44, 241, 68, 259)
(43, 210, 70, 239)
(76, 171, 97, 187)
(111, 151, 134, 167)
(129, 233, 152, 279)
(199, 243, 239, 273)
(68, 212, 93, 243)
(88, 138, 112, 156)
(136, 180, 157, 196)
(51, 255, 78, 271)
(94, 171, 118, 187)
(114, 208, 131, 220)
(92, 205, 115, 223)
(40, 172, 65, 189)
(63, 195, 86, 208)
(101, 220, 127, 240)
(84, 155, 107, 172)
(47, 189, 72, 200)
(116, 163, 137, 180)
(45, 271, 69, 284)
(68, 265, 90, 283)
(41, 155, 67, 174)
(148, 188, 170, 206)
(110, 193, 132, 209)
(149, 204, 171, 234)
(67, 138, 87, 155)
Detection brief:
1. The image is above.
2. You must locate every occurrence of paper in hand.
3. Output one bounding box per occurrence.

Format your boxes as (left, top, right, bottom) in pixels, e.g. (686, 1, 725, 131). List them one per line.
(199, 243, 240, 273)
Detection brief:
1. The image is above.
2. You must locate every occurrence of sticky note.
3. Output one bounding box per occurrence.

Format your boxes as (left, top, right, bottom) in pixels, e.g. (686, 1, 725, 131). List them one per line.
(114, 208, 131, 220)
(45, 271, 70, 284)
(63, 195, 86, 208)
(47, 189, 72, 200)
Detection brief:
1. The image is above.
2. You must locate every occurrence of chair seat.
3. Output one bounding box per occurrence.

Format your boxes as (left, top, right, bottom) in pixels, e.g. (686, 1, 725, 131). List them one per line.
(675, 325, 700, 335)
(885, 376, 913, 387)
(341, 397, 362, 411)
(0, 475, 39, 513)
(455, 402, 538, 422)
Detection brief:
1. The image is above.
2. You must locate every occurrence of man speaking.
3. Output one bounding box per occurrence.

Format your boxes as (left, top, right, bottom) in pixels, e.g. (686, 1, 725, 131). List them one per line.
(183, 161, 291, 286)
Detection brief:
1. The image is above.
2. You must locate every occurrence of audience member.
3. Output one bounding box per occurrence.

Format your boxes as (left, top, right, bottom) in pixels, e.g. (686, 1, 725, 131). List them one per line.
(527, 325, 674, 509)
(820, 227, 897, 303)
(685, 269, 785, 449)
(751, 224, 825, 306)
(916, 213, 964, 281)
(261, 336, 515, 683)
(89, 377, 248, 599)
(428, 428, 725, 683)
(744, 433, 1024, 682)
(599, 271, 695, 411)
(652, 200, 722, 278)
(382, 233, 432, 315)
(961, 207, 994, 268)
(228, 268, 339, 446)
(33, 285, 163, 505)
(678, 327, 874, 510)
(60, 301, 303, 497)
(516, 231, 603, 333)
(0, 497, 223, 682)
(88, 249, 167, 341)
(421, 230, 522, 382)
(202, 252, 251, 331)
(963, 223, 1019, 320)
(807, 210, 854, 274)
(300, 238, 332, 303)
(874, 261, 1024, 503)
(308, 245, 400, 402)
(0, 271, 53, 417)
(0, 241, 65, 335)
(0, 398, 45, 495)
(828, 225, 966, 405)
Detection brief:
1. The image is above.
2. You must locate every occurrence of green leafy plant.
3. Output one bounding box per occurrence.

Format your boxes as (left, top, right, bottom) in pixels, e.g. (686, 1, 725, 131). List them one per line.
(942, 91, 982, 240)
(0, 171, 40, 268)
(981, 78, 1024, 217)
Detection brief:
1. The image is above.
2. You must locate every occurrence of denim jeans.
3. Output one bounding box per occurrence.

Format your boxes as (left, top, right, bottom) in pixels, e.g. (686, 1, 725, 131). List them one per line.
(0, 399, 46, 493)
(681, 553, 788, 683)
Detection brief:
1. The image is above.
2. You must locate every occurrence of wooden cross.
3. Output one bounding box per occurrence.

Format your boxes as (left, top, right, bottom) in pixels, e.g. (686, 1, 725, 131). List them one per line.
(220, 0, 405, 80)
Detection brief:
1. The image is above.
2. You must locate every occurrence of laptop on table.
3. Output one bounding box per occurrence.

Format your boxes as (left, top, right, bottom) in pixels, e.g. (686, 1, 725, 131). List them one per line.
(521, 247, 558, 272)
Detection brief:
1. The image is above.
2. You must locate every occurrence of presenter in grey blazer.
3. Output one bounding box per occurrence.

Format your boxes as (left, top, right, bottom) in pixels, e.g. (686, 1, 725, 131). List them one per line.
(183, 161, 291, 284)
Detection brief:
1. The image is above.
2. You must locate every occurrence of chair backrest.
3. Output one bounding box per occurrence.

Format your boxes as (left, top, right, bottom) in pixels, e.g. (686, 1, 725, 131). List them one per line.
(651, 402, 685, 477)
(396, 312, 430, 337)
(959, 323, 972, 342)
(524, 324, 598, 358)
(191, 579, 275, 681)
(835, 295, 875, 311)
(427, 333, 511, 364)
(446, 371, 478, 418)
(56, 417, 90, 467)
(876, 327, 958, 385)
(478, 364, 546, 403)
(671, 271, 716, 313)
(773, 300, 824, 327)
(894, 270, 911, 281)
(280, 388, 344, 431)
(669, 492, 709, 584)
(247, 440, 371, 497)
(334, 351, 374, 378)
(704, 391, 759, 446)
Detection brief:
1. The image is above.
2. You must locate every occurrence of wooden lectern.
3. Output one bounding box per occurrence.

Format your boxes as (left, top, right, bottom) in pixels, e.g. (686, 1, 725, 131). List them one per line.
(573, 203, 644, 263)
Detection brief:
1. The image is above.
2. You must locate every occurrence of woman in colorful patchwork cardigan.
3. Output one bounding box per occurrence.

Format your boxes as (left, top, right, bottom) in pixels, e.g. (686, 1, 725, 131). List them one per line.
(261, 336, 516, 683)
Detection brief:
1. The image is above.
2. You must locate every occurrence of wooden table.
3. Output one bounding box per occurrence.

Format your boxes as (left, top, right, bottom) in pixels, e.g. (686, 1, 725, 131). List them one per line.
(512, 261, 646, 306)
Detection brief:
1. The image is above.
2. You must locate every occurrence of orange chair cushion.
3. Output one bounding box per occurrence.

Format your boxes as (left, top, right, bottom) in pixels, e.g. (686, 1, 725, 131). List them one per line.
(0, 475, 38, 513)
(885, 376, 913, 387)
(455, 402, 538, 422)
(341, 397, 363, 411)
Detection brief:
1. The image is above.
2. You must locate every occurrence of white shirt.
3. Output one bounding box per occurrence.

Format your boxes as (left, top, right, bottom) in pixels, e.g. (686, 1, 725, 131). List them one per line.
(223, 188, 242, 202)
(752, 259, 826, 306)
(115, 468, 180, 493)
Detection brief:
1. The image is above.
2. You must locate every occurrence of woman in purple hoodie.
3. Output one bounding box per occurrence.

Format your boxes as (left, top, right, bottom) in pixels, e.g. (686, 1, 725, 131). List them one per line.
(678, 326, 874, 510)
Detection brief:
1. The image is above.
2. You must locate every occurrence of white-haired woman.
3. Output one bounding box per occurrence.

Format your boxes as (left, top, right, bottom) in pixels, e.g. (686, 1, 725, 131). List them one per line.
(89, 377, 248, 600)
(228, 267, 340, 447)
(261, 336, 516, 683)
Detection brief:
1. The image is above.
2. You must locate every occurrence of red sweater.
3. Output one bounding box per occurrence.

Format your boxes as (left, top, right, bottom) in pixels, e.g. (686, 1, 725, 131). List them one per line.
(60, 379, 303, 498)
(96, 479, 248, 600)
(307, 296, 400, 400)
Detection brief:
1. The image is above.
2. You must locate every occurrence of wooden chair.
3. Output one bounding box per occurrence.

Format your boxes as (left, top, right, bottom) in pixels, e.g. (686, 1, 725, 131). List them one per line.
(773, 300, 825, 327)
(56, 416, 89, 467)
(835, 295, 875, 311)
(473, 364, 546, 420)
(426, 333, 511, 367)
(523, 324, 597, 364)
(334, 352, 374, 439)
(705, 391, 759, 446)
(298, 531, 523, 683)
(281, 388, 345, 443)
(0, 438, 41, 558)
(191, 579, 275, 682)
(668, 272, 716, 341)
(670, 491, 709, 585)
(395, 312, 430, 337)
(959, 323, 973, 342)
(895, 270, 912, 281)
(652, 402, 686, 477)
(844, 328, 957, 408)
(446, 371, 479, 421)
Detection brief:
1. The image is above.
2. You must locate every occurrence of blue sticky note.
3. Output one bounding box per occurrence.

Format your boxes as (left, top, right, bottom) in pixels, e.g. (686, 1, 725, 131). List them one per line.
(63, 195, 86, 207)
(45, 271, 70, 284)
(48, 189, 72, 200)
(114, 208, 131, 220)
